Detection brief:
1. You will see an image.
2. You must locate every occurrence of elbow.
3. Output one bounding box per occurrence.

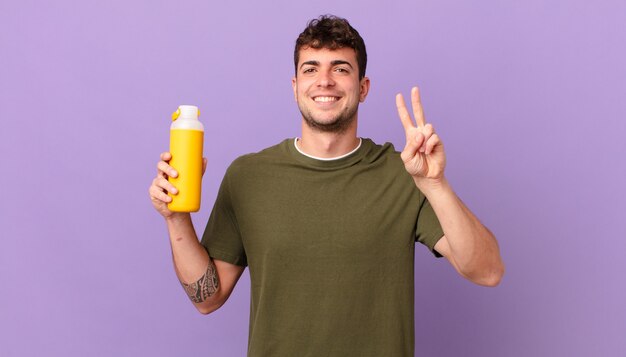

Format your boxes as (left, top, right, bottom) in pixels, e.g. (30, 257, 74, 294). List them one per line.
(462, 261, 505, 287)
(196, 302, 222, 315)
(197, 308, 213, 315)
(480, 271, 503, 287)
(196, 306, 214, 315)
(476, 263, 505, 287)
(195, 297, 226, 315)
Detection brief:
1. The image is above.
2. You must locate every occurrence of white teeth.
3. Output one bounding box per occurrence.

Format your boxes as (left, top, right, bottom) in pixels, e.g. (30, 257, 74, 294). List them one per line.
(313, 96, 338, 102)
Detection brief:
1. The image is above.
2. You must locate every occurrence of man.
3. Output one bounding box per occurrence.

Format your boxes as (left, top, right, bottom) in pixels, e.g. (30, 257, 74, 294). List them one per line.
(149, 15, 504, 357)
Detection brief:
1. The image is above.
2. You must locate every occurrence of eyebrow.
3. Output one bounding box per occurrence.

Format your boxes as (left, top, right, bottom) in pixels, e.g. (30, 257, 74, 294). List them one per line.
(299, 60, 354, 70)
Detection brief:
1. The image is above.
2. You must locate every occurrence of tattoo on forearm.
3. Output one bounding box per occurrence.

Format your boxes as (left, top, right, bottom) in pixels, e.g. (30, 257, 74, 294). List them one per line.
(181, 262, 219, 303)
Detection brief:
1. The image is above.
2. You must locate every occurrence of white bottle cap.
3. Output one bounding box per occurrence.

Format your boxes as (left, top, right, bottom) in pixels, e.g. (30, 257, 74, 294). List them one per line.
(178, 105, 199, 120)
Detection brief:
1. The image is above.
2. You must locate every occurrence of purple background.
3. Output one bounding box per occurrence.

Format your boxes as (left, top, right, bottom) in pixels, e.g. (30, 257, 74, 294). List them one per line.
(1, 0, 625, 356)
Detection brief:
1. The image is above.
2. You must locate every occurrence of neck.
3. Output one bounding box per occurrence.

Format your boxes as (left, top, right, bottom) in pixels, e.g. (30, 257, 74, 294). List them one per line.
(299, 119, 359, 158)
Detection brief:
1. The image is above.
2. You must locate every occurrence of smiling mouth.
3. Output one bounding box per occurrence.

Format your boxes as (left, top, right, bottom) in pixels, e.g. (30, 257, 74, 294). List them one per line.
(313, 96, 340, 103)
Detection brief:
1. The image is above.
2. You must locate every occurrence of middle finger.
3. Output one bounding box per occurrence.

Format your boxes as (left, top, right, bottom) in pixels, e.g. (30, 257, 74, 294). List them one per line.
(411, 86, 426, 128)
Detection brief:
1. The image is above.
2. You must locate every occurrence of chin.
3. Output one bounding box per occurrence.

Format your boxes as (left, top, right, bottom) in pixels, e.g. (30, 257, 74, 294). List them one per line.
(312, 117, 339, 126)
(305, 117, 354, 134)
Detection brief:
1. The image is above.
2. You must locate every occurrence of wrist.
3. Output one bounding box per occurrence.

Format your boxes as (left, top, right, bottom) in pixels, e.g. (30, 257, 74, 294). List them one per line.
(412, 175, 450, 197)
(165, 212, 191, 225)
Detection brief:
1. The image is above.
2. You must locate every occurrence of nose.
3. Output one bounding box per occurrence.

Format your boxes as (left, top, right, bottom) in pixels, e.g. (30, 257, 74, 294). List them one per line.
(317, 70, 335, 87)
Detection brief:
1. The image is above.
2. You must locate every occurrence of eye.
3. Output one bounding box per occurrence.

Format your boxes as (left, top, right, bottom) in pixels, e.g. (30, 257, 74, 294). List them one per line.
(334, 67, 349, 73)
(302, 67, 316, 74)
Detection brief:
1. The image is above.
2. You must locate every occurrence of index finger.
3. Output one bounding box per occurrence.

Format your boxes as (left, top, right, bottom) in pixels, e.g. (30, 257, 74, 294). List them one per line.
(157, 160, 178, 178)
(411, 86, 426, 127)
(396, 93, 415, 132)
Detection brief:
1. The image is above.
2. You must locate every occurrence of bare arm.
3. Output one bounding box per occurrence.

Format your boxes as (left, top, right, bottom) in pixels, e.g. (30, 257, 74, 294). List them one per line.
(149, 152, 245, 313)
(396, 87, 504, 286)
(166, 213, 245, 313)
(417, 178, 503, 286)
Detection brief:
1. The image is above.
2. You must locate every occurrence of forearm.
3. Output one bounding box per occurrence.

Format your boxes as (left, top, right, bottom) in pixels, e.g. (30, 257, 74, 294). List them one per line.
(165, 213, 220, 312)
(415, 177, 504, 284)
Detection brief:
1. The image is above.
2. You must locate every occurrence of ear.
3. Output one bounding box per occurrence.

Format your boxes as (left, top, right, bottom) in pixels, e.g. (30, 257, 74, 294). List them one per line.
(359, 76, 371, 102)
(291, 76, 298, 102)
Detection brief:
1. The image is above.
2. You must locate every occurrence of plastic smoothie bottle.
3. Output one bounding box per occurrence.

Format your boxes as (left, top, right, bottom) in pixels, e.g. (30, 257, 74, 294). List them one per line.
(167, 105, 204, 212)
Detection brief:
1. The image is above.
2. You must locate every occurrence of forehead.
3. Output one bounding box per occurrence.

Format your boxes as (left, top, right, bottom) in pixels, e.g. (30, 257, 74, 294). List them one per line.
(297, 47, 358, 66)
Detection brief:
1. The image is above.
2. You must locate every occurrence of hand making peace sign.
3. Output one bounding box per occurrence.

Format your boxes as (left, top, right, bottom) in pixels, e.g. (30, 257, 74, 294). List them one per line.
(396, 86, 446, 181)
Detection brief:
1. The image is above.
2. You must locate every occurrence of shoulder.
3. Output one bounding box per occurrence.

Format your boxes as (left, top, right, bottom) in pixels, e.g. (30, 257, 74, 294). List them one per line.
(361, 138, 403, 167)
(226, 139, 292, 177)
(362, 138, 421, 193)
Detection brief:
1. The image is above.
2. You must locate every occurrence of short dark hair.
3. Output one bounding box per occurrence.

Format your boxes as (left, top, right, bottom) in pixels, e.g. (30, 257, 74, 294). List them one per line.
(294, 15, 367, 80)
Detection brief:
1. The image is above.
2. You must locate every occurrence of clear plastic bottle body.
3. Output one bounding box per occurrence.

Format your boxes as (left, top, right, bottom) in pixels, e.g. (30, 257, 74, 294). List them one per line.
(167, 105, 204, 212)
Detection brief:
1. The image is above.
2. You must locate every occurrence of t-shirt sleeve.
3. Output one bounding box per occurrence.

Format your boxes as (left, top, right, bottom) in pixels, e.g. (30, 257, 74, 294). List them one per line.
(415, 196, 445, 258)
(200, 168, 248, 267)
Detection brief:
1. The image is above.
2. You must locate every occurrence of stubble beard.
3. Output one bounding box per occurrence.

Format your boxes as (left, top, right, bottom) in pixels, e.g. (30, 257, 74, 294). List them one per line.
(298, 101, 359, 134)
